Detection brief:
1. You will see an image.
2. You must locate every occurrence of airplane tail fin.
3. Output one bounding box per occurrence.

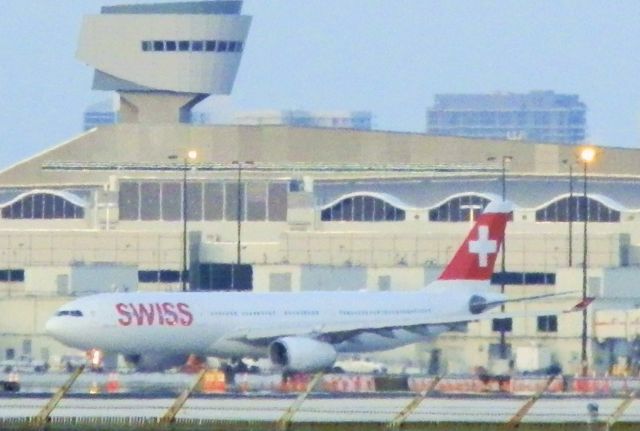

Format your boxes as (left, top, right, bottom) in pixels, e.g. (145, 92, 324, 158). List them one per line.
(437, 200, 512, 282)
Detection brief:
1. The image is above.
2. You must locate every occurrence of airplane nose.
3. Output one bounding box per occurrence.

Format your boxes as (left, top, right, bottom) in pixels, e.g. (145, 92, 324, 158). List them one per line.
(45, 317, 61, 337)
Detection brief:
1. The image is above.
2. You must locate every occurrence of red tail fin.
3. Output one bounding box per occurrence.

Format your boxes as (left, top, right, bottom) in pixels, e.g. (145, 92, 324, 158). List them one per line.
(438, 200, 512, 281)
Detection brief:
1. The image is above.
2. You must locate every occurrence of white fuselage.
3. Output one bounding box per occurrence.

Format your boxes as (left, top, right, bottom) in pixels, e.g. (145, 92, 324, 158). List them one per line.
(46, 287, 496, 359)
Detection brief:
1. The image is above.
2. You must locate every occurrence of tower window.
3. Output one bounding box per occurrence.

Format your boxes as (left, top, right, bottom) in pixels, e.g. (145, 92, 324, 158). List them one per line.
(142, 40, 244, 54)
(205, 41, 217, 51)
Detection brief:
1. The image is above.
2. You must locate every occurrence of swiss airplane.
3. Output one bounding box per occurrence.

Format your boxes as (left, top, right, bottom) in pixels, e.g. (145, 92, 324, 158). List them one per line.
(45, 200, 591, 372)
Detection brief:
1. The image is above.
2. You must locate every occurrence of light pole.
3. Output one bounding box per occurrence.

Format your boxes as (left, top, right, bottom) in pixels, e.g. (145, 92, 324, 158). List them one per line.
(232, 161, 254, 268)
(579, 147, 596, 376)
(562, 159, 574, 267)
(460, 204, 483, 223)
(488, 155, 513, 360)
(169, 150, 197, 292)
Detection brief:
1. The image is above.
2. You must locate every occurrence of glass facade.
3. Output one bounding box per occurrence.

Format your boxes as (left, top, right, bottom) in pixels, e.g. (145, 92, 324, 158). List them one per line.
(491, 272, 556, 285)
(535, 196, 620, 222)
(161, 182, 181, 221)
(204, 183, 224, 221)
(321, 195, 406, 222)
(429, 195, 490, 222)
(198, 263, 252, 291)
(1, 193, 84, 219)
(119, 180, 288, 222)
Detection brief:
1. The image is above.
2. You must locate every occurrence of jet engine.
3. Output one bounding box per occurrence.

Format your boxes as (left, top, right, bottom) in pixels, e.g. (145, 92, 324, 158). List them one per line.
(468, 294, 488, 314)
(269, 336, 337, 372)
(124, 353, 189, 372)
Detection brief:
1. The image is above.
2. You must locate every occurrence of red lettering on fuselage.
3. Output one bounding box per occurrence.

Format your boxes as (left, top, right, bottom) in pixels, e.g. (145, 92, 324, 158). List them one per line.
(115, 302, 193, 327)
(131, 303, 155, 325)
(177, 302, 193, 326)
(162, 302, 178, 326)
(154, 303, 165, 325)
(116, 303, 132, 326)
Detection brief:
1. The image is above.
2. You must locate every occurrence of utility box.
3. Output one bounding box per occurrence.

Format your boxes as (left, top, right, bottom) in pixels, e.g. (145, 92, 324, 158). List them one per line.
(515, 345, 552, 372)
(70, 263, 137, 295)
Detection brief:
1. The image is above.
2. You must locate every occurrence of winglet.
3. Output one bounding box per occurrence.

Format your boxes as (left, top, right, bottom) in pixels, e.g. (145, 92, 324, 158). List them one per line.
(564, 297, 595, 313)
(438, 200, 513, 281)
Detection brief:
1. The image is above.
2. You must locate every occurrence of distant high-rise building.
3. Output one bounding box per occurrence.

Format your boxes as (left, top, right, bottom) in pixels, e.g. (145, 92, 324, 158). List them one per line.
(189, 111, 211, 125)
(426, 91, 586, 144)
(235, 110, 372, 130)
(84, 98, 211, 130)
(83, 98, 118, 131)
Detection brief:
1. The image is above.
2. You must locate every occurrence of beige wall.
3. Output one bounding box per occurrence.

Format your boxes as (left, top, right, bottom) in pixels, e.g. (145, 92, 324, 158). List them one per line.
(0, 231, 181, 268)
(0, 296, 84, 364)
(2, 125, 639, 188)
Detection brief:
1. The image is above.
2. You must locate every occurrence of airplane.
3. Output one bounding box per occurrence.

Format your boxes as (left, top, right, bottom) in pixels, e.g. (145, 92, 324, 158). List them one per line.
(45, 200, 592, 372)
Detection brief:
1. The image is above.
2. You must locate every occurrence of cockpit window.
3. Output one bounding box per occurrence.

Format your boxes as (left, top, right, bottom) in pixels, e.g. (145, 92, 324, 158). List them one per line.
(56, 310, 83, 317)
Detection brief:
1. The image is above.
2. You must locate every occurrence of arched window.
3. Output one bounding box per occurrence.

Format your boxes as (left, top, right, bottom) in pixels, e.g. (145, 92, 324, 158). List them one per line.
(429, 195, 490, 222)
(535, 196, 620, 222)
(321, 195, 406, 222)
(1, 192, 85, 219)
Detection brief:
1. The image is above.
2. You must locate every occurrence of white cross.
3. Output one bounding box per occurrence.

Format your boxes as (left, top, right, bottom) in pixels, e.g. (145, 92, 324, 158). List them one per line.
(468, 225, 497, 267)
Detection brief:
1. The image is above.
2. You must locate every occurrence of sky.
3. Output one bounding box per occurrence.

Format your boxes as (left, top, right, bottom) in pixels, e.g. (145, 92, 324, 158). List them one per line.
(1, 1, 639, 169)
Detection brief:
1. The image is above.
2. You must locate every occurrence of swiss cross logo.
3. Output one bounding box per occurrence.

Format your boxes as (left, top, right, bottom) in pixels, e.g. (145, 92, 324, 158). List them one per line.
(468, 225, 497, 267)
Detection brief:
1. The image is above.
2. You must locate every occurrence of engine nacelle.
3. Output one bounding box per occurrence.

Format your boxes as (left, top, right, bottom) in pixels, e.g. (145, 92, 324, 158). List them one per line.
(468, 294, 488, 314)
(269, 337, 337, 373)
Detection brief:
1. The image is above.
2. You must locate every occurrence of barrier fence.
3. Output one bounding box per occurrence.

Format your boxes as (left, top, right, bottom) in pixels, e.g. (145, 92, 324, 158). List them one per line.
(227, 373, 640, 396)
(3, 371, 640, 431)
(8, 370, 640, 396)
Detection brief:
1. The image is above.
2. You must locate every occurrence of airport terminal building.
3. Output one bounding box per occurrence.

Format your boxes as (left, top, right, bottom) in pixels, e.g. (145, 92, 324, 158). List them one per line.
(2, 1, 640, 375)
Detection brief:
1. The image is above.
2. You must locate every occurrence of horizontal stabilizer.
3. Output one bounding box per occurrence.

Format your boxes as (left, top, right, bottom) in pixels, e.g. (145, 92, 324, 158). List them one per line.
(564, 297, 595, 313)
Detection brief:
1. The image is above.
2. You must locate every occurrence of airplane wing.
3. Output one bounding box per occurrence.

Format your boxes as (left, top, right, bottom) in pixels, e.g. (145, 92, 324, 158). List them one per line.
(228, 297, 594, 346)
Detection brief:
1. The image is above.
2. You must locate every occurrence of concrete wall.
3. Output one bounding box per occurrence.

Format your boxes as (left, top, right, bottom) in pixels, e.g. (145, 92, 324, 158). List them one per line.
(77, 12, 251, 94)
(5, 125, 640, 187)
(0, 231, 181, 268)
(0, 297, 76, 364)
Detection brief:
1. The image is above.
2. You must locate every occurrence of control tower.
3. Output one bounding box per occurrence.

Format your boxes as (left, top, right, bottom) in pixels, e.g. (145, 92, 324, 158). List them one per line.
(77, 1, 251, 124)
